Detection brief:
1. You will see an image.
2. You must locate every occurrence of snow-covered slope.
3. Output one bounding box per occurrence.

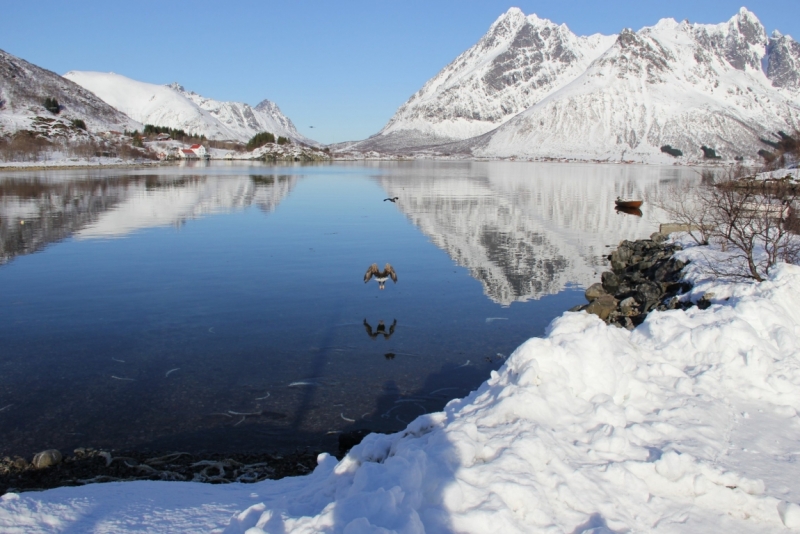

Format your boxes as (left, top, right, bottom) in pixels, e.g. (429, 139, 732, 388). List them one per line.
(62, 71, 315, 145)
(353, 8, 615, 152)
(469, 9, 800, 162)
(0, 49, 139, 135)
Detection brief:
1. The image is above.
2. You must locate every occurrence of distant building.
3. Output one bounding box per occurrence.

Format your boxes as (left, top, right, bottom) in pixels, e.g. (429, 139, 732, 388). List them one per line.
(179, 144, 209, 159)
(155, 133, 171, 141)
(189, 144, 207, 157)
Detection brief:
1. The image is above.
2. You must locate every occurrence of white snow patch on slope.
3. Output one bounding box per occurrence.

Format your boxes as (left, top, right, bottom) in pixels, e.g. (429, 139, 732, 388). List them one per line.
(3, 238, 800, 532)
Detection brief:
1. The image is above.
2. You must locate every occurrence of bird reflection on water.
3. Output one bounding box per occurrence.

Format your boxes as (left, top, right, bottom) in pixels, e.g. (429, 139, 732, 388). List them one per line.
(363, 318, 397, 340)
(364, 263, 398, 290)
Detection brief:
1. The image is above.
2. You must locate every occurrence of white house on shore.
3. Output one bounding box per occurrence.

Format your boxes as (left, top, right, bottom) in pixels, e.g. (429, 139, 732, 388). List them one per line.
(180, 144, 208, 159)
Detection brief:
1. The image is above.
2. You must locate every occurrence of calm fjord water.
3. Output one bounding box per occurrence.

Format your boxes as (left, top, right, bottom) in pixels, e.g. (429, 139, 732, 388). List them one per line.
(0, 161, 698, 456)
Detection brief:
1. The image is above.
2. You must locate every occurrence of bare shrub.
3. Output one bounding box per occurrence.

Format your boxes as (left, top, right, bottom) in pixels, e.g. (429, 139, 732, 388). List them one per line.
(658, 165, 800, 281)
(68, 139, 101, 159)
(115, 142, 157, 161)
(0, 131, 52, 162)
(652, 176, 713, 246)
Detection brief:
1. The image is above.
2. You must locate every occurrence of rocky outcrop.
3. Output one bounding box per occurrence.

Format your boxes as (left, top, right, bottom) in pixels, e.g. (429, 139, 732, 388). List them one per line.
(574, 232, 693, 328)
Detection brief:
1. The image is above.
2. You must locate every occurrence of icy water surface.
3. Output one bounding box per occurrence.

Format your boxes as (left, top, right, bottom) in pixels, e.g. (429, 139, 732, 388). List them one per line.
(0, 161, 699, 456)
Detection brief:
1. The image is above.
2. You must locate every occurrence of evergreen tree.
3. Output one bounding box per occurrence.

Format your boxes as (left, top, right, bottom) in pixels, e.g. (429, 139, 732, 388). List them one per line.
(43, 97, 60, 114)
(247, 132, 276, 151)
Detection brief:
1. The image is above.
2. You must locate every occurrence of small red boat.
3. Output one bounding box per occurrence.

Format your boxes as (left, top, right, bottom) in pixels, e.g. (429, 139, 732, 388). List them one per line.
(615, 198, 643, 209)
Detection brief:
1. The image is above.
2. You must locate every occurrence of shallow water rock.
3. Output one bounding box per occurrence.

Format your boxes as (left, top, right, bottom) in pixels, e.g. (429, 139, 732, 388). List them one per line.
(586, 295, 617, 321)
(584, 283, 607, 302)
(32, 449, 62, 469)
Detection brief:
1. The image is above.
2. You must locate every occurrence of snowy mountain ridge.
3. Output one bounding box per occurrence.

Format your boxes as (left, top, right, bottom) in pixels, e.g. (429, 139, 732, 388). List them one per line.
(63, 71, 315, 145)
(354, 8, 616, 152)
(355, 8, 800, 162)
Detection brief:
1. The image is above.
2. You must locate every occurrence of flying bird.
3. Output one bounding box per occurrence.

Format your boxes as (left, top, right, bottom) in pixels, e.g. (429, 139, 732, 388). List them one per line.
(364, 263, 397, 290)
(383, 197, 399, 203)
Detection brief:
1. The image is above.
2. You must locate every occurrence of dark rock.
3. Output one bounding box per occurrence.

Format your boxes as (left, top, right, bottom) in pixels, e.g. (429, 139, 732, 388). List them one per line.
(586, 295, 618, 321)
(32, 449, 62, 469)
(584, 283, 607, 302)
(601, 271, 619, 294)
(568, 304, 588, 312)
(586, 236, 692, 328)
(697, 293, 715, 310)
(338, 429, 372, 457)
(635, 281, 662, 306)
(11, 457, 28, 470)
(611, 259, 627, 273)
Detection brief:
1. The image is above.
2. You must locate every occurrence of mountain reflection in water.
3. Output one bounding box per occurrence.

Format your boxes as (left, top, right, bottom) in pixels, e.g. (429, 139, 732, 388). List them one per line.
(0, 162, 699, 457)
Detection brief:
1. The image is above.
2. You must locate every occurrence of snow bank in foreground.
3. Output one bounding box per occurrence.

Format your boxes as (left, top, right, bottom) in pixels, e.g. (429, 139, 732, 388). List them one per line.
(3, 242, 800, 533)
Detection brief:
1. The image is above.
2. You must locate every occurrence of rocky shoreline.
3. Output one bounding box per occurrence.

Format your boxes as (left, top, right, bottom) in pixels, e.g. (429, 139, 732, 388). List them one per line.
(1, 234, 695, 496)
(572, 232, 696, 328)
(0, 430, 378, 495)
(0, 448, 324, 495)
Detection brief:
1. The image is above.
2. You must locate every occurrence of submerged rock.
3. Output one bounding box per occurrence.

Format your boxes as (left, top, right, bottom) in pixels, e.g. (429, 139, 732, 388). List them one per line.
(585, 295, 618, 321)
(32, 449, 62, 469)
(584, 283, 607, 302)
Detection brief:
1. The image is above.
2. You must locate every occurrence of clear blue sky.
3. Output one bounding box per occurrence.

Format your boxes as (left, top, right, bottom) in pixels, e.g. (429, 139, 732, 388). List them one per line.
(1, 1, 797, 144)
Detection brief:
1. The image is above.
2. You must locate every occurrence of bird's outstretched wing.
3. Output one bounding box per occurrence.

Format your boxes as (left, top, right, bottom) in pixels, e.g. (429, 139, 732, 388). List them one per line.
(384, 263, 398, 283)
(364, 263, 379, 283)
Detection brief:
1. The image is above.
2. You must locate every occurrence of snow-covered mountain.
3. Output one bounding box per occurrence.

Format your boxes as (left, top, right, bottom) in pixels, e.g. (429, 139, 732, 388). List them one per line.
(469, 9, 800, 162)
(353, 8, 615, 152)
(63, 71, 315, 145)
(0, 48, 139, 135)
(355, 8, 800, 162)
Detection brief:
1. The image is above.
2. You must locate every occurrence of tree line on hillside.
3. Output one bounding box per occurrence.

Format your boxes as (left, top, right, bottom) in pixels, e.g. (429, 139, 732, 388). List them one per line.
(139, 124, 206, 143)
(246, 131, 291, 151)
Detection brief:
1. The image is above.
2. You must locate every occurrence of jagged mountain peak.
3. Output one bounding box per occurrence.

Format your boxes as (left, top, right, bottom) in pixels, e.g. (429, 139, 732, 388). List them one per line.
(349, 9, 615, 152)
(767, 31, 800, 91)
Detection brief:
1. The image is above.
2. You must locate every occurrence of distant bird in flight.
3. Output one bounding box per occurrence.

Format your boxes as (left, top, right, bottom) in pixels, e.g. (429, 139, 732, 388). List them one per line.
(309, 126, 315, 128)
(384, 197, 399, 203)
(364, 263, 397, 290)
